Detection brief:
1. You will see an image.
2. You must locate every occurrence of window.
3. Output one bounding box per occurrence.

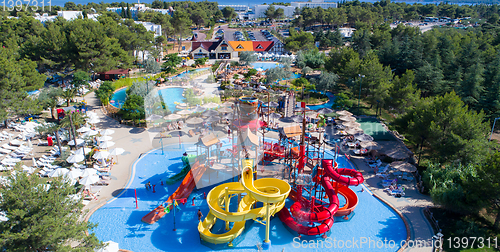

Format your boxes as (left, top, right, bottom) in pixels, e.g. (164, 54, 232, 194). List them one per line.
(236, 44, 243, 49)
(222, 46, 227, 51)
(256, 44, 263, 49)
(199, 49, 202, 52)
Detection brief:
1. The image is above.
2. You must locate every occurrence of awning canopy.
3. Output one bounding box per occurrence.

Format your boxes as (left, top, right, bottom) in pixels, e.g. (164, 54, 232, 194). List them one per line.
(280, 125, 302, 138)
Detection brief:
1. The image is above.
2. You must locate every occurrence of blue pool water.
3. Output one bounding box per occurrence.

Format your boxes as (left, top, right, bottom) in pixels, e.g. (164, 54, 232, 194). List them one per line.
(158, 88, 185, 113)
(110, 87, 185, 112)
(252, 62, 281, 71)
(110, 88, 127, 108)
(89, 141, 407, 252)
(308, 92, 336, 110)
(175, 67, 210, 79)
(110, 68, 209, 109)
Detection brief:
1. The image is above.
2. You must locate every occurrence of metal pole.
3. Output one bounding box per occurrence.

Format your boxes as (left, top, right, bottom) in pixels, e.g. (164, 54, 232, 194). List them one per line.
(161, 138, 164, 155)
(264, 202, 271, 243)
(489, 117, 500, 141)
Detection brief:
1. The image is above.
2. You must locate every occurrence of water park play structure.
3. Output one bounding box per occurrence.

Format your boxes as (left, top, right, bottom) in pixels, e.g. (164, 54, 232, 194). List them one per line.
(198, 159, 291, 246)
(141, 95, 365, 246)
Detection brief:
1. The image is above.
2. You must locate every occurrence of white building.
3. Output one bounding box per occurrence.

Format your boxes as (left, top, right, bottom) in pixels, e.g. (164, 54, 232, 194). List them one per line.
(33, 13, 57, 24)
(57, 11, 83, 20)
(290, 0, 337, 9)
(252, 5, 296, 18)
(134, 21, 162, 37)
(106, 4, 174, 20)
(218, 5, 249, 12)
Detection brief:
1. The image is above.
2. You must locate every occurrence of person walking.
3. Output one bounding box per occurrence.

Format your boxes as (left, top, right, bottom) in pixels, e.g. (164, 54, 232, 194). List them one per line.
(197, 209, 203, 222)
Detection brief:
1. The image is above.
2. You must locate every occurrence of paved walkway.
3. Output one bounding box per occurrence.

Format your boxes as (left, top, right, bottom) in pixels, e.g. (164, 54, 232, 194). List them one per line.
(348, 155, 435, 252)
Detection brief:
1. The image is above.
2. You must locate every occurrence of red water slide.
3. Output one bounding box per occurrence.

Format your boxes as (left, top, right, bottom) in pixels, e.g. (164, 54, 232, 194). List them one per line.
(278, 159, 364, 236)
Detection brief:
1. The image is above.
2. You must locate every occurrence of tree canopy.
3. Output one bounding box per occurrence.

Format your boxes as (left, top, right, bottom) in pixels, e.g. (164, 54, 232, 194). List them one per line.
(0, 173, 102, 251)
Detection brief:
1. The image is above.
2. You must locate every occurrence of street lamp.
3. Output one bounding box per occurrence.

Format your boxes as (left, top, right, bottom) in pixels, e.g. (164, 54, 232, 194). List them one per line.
(358, 74, 365, 116)
(489, 117, 500, 141)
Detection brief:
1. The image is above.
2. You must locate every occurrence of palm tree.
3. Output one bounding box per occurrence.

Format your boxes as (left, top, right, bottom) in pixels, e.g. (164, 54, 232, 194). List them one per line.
(59, 111, 87, 145)
(61, 88, 77, 107)
(36, 123, 64, 155)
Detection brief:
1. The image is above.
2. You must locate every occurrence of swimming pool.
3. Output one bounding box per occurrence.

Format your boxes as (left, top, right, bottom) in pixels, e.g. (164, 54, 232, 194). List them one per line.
(252, 62, 282, 71)
(308, 92, 336, 110)
(110, 87, 185, 112)
(110, 67, 210, 109)
(89, 140, 407, 252)
(174, 67, 210, 79)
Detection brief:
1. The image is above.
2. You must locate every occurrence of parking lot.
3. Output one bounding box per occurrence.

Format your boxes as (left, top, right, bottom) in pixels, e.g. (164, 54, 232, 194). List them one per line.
(218, 28, 274, 41)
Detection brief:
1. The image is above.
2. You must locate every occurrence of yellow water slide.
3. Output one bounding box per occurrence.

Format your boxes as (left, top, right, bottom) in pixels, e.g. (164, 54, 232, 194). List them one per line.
(198, 159, 291, 245)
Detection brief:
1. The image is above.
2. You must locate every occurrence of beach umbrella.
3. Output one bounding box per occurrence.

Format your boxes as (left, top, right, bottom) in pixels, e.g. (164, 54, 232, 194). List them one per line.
(66, 169, 83, 180)
(49, 168, 70, 178)
(343, 121, 361, 128)
(100, 129, 115, 136)
(203, 102, 219, 109)
(192, 106, 206, 113)
(146, 114, 163, 121)
(267, 102, 279, 107)
(96, 241, 120, 252)
(221, 102, 233, 107)
(269, 113, 282, 120)
(176, 110, 192, 115)
(202, 110, 219, 117)
(77, 126, 91, 133)
(99, 141, 115, 149)
(354, 133, 374, 142)
(68, 139, 84, 146)
(338, 115, 356, 122)
(337, 110, 353, 116)
(93, 151, 110, 160)
(74, 147, 91, 156)
(97, 136, 113, 142)
(205, 116, 221, 123)
(81, 168, 98, 177)
(391, 161, 417, 173)
(295, 107, 310, 112)
(291, 115, 303, 123)
(164, 114, 182, 120)
(360, 141, 381, 150)
(346, 128, 363, 135)
(79, 175, 100, 187)
(316, 108, 333, 114)
(83, 130, 99, 138)
(261, 107, 271, 113)
(186, 117, 204, 124)
(217, 107, 233, 113)
(212, 90, 222, 95)
(66, 154, 84, 163)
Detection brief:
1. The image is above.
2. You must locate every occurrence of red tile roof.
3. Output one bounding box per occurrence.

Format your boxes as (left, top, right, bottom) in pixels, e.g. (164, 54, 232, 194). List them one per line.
(192, 41, 219, 52)
(252, 41, 274, 52)
(98, 69, 130, 75)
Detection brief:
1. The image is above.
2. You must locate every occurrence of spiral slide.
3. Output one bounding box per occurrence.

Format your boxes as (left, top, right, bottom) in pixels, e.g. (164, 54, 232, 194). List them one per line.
(278, 159, 364, 236)
(198, 159, 291, 245)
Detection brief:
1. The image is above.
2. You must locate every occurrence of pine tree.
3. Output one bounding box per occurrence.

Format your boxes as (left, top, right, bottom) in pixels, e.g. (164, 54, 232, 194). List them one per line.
(0, 173, 103, 251)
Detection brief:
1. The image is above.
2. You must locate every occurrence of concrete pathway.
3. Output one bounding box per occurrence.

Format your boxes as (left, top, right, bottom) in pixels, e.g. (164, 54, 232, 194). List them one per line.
(349, 155, 435, 252)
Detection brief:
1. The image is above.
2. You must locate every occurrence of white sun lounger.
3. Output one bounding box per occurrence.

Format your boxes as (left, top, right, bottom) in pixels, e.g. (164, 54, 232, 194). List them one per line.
(2, 144, 18, 151)
(0, 148, 12, 154)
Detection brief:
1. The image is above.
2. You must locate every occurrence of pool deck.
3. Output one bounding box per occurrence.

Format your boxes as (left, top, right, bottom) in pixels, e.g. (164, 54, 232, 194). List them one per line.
(83, 74, 435, 252)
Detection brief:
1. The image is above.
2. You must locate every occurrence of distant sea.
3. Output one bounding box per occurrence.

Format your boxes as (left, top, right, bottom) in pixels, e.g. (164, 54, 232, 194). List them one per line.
(50, 0, 476, 7)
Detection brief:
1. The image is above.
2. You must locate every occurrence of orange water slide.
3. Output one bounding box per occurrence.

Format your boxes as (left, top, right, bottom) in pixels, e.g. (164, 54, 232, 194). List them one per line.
(142, 161, 206, 224)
